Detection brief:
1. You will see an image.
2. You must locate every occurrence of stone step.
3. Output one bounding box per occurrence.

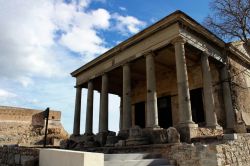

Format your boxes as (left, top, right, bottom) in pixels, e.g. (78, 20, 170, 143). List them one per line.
(104, 153, 161, 161)
(104, 159, 173, 166)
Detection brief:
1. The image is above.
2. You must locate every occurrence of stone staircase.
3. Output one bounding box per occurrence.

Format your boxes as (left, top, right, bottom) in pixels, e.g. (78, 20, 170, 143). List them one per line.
(104, 153, 175, 166)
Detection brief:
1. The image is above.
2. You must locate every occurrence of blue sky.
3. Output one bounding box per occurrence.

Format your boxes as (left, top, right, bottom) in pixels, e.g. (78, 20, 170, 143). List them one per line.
(0, 0, 212, 134)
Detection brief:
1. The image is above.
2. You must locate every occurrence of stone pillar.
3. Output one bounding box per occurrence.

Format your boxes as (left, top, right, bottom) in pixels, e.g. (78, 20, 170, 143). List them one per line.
(73, 86, 82, 136)
(146, 52, 159, 128)
(99, 73, 109, 133)
(220, 65, 235, 129)
(123, 63, 132, 130)
(201, 53, 220, 128)
(85, 81, 94, 135)
(119, 97, 123, 131)
(172, 37, 194, 125)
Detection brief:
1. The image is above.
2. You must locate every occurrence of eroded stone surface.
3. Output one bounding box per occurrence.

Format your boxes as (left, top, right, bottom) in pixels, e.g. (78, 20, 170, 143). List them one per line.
(167, 127, 180, 143)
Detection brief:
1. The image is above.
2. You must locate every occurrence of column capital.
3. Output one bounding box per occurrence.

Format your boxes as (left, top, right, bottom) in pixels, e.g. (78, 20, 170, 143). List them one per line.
(171, 36, 186, 45)
(144, 50, 155, 58)
(122, 62, 130, 67)
(202, 51, 210, 57)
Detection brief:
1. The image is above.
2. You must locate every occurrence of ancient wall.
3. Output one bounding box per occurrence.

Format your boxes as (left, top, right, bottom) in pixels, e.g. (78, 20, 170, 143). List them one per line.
(228, 57, 250, 132)
(0, 106, 68, 146)
(216, 134, 250, 165)
(0, 106, 61, 126)
(0, 146, 39, 166)
(166, 134, 250, 166)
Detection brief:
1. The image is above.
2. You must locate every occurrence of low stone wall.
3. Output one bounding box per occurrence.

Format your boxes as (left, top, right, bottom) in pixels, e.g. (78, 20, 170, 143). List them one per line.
(166, 133, 250, 166)
(167, 143, 218, 166)
(216, 134, 250, 166)
(0, 146, 39, 166)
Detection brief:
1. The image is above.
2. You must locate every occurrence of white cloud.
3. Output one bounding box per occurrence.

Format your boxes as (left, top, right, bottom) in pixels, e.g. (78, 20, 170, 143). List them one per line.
(0, 0, 111, 86)
(0, 0, 146, 133)
(112, 13, 146, 35)
(57, 8, 111, 56)
(0, 89, 17, 98)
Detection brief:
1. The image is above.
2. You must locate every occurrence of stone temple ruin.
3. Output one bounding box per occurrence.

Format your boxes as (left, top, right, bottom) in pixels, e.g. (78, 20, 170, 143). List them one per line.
(65, 10, 250, 165)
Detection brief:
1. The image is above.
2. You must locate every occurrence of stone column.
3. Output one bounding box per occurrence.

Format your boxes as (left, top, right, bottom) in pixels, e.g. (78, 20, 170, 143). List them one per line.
(85, 81, 94, 135)
(119, 96, 123, 131)
(73, 86, 82, 136)
(220, 65, 235, 129)
(172, 37, 194, 125)
(146, 52, 159, 128)
(123, 63, 132, 130)
(99, 73, 109, 133)
(201, 53, 220, 128)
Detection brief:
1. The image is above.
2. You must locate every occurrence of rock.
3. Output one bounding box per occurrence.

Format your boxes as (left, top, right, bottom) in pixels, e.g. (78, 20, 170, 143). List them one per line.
(129, 126, 143, 137)
(142, 128, 168, 144)
(95, 132, 109, 146)
(167, 127, 180, 143)
(115, 140, 126, 147)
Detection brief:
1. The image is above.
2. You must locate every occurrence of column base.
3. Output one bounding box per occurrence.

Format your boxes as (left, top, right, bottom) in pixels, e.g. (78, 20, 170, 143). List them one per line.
(126, 126, 149, 146)
(83, 132, 94, 136)
(177, 122, 198, 143)
(145, 125, 162, 130)
(178, 122, 198, 128)
(95, 131, 116, 146)
(95, 131, 109, 146)
(118, 129, 129, 140)
(142, 127, 168, 144)
(206, 124, 223, 130)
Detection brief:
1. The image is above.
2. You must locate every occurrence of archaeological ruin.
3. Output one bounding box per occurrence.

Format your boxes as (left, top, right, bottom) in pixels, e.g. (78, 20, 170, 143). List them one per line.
(67, 10, 250, 165)
(0, 106, 68, 146)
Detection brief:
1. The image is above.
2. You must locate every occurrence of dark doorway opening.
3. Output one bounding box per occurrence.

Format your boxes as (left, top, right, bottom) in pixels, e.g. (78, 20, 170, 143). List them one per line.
(157, 96, 172, 128)
(134, 102, 145, 128)
(190, 88, 205, 126)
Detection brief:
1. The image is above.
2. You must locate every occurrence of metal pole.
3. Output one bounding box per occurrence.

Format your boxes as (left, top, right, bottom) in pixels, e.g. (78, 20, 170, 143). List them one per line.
(43, 107, 50, 148)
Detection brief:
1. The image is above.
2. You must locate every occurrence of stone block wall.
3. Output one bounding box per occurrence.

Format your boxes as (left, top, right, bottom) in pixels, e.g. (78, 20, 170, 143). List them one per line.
(216, 134, 250, 166)
(166, 133, 250, 166)
(0, 106, 61, 126)
(0, 146, 39, 166)
(167, 143, 219, 166)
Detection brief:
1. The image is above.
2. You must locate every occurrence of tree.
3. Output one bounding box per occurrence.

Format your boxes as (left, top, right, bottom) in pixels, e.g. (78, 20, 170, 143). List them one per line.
(204, 0, 250, 46)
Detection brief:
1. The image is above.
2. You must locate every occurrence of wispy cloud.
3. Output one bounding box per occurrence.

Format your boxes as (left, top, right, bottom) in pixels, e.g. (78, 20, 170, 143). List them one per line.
(119, 6, 127, 11)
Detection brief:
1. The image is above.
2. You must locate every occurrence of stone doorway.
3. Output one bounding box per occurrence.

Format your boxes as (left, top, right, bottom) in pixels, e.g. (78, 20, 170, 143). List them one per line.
(157, 96, 172, 129)
(190, 88, 205, 126)
(134, 102, 146, 128)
